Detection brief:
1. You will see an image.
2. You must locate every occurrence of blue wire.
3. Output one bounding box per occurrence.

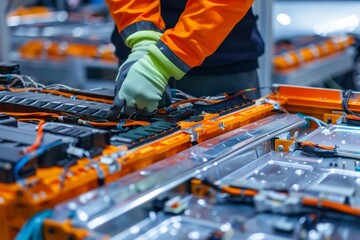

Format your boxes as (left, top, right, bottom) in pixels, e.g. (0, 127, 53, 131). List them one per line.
(170, 88, 177, 97)
(296, 113, 327, 128)
(15, 209, 53, 240)
(14, 140, 63, 181)
(117, 119, 126, 130)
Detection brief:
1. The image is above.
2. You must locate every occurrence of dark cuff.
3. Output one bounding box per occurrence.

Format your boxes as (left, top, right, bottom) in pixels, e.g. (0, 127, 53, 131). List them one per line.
(120, 21, 163, 42)
(155, 40, 191, 73)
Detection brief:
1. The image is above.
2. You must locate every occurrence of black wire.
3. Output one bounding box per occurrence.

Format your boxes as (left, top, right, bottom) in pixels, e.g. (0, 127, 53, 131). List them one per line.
(301, 145, 337, 158)
(342, 89, 360, 117)
(259, 86, 277, 95)
(346, 118, 360, 126)
(201, 178, 222, 191)
(232, 86, 277, 99)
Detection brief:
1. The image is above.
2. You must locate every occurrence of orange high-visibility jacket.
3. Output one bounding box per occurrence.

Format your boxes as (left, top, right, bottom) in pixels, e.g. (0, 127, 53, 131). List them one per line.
(105, 0, 254, 73)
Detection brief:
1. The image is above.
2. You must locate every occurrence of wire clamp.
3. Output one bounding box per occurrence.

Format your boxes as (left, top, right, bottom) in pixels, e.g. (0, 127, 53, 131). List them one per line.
(254, 191, 302, 214)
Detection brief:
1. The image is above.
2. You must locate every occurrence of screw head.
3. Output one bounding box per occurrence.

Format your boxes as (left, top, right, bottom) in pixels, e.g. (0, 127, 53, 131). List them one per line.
(278, 145, 284, 152)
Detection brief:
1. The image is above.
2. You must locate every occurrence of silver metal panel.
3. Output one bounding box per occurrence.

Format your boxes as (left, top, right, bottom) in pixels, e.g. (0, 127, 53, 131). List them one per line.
(52, 114, 306, 232)
(98, 195, 360, 240)
(299, 124, 360, 153)
(51, 117, 360, 240)
(220, 151, 320, 191)
(220, 150, 360, 204)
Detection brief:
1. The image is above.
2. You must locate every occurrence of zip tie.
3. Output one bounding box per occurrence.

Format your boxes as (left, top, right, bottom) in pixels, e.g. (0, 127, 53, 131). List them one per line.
(117, 122, 125, 129)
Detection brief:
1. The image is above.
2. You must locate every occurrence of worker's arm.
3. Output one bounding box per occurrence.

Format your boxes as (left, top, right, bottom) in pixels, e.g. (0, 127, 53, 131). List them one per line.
(158, 0, 255, 73)
(104, 0, 165, 41)
(105, 0, 165, 118)
(105, 0, 254, 71)
(106, 0, 255, 115)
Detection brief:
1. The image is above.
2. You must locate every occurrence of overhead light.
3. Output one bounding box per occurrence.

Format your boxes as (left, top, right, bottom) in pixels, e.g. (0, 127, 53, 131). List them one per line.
(313, 15, 359, 35)
(277, 13, 291, 26)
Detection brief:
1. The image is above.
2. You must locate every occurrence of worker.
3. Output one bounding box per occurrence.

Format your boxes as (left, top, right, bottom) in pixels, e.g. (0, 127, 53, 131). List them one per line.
(105, 0, 264, 118)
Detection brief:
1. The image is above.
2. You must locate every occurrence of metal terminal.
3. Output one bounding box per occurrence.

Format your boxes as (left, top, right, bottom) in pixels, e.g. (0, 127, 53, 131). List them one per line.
(183, 128, 199, 142)
(218, 122, 226, 130)
(100, 155, 121, 174)
(264, 98, 281, 111)
(336, 115, 346, 125)
(277, 145, 284, 152)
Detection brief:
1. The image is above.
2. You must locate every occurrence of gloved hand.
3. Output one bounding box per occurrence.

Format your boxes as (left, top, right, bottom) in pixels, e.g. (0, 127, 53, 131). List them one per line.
(114, 30, 162, 94)
(107, 31, 161, 120)
(118, 44, 185, 113)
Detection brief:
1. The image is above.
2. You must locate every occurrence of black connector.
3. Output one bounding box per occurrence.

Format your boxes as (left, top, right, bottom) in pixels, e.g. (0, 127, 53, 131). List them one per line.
(0, 62, 20, 75)
(301, 145, 337, 158)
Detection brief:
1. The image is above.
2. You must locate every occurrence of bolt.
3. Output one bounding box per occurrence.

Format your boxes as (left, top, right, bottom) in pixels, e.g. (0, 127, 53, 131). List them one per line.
(278, 145, 284, 152)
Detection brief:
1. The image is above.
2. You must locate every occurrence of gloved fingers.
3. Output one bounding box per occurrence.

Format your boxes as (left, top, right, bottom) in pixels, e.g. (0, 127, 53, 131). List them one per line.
(106, 94, 126, 121)
(135, 100, 158, 113)
(124, 106, 136, 115)
(123, 98, 158, 115)
(158, 84, 172, 108)
(123, 97, 137, 115)
(124, 104, 155, 116)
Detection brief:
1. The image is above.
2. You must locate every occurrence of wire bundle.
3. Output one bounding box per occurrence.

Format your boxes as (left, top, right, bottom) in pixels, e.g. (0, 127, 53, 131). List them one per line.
(198, 178, 360, 217)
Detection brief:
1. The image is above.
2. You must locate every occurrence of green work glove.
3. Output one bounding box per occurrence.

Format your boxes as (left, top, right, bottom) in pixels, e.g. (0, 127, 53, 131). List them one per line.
(114, 30, 162, 94)
(107, 31, 162, 120)
(119, 45, 185, 113)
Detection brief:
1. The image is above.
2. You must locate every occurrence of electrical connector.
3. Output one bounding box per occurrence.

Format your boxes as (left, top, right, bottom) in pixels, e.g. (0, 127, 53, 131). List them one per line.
(254, 191, 302, 214)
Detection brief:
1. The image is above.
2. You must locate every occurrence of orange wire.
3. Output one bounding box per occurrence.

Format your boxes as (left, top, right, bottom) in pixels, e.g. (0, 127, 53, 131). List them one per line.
(0, 87, 113, 104)
(301, 141, 335, 150)
(225, 87, 258, 100)
(0, 111, 60, 119)
(26, 120, 45, 153)
(123, 119, 150, 127)
(15, 119, 46, 154)
(302, 197, 360, 216)
(88, 119, 150, 127)
(41, 89, 113, 104)
(9, 87, 39, 92)
(217, 185, 360, 216)
(157, 98, 220, 114)
(0, 86, 40, 92)
(221, 189, 360, 216)
(1, 111, 150, 128)
(346, 115, 360, 121)
(221, 186, 258, 197)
